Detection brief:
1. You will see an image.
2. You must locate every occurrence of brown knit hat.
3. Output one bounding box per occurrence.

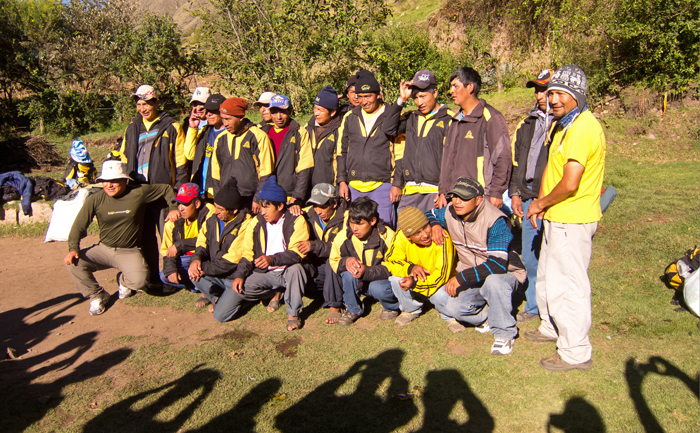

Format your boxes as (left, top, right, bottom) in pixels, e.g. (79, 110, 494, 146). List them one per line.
(398, 207, 429, 237)
(220, 97, 248, 117)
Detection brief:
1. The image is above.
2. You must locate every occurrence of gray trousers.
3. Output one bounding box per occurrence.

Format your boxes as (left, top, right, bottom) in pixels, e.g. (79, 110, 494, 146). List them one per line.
(65, 243, 148, 299)
(536, 220, 598, 364)
(397, 192, 438, 213)
(195, 264, 307, 322)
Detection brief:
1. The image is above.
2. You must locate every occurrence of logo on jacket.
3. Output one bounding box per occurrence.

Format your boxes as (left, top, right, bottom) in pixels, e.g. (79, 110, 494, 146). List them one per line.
(436, 121, 444, 129)
(232, 228, 238, 236)
(376, 251, 383, 259)
(243, 141, 250, 149)
(291, 137, 296, 144)
(328, 135, 335, 141)
(464, 130, 474, 139)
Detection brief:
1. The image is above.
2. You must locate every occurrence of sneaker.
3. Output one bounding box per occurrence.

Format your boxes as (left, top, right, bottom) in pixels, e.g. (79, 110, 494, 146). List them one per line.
(540, 353, 593, 371)
(89, 290, 110, 316)
(516, 311, 539, 323)
(395, 312, 420, 326)
(118, 283, 133, 299)
(523, 329, 558, 343)
(379, 310, 400, 321)
(475, 321, 490, 333)
(491, 339, 514, 355)
(446, 319, 466, 333)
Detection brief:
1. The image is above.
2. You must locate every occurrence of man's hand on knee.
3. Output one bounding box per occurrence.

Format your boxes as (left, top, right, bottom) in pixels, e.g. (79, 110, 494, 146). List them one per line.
(188, 260, 203, 281)
(64, 251, 79, 266)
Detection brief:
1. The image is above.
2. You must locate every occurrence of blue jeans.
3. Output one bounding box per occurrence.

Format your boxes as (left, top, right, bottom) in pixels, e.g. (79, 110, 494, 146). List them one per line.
(521, 199, 543, 315)
(341, 271, 399, 315)
(389, 276, 451, 321)
(444, 273, 519, 340)
(192, 276, 243, 323)
(348, 182, 396, 229)
(159, 255, 196, 292)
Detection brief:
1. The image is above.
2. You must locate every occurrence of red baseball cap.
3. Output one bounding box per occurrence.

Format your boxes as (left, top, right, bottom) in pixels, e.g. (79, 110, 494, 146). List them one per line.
(173, 183, 201, 205)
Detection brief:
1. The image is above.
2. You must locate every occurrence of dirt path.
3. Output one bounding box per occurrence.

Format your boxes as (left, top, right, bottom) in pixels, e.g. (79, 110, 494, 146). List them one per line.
(0, 235, 224, 385)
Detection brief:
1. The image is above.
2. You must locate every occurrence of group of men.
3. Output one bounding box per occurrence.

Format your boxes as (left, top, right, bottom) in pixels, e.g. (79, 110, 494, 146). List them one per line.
(63, 63, 606, 371)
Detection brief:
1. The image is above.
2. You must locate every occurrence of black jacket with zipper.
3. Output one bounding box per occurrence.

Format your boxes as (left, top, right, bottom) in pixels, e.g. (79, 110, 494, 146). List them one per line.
(337, 103, 399, 184)
(162, 204, 212, 278)
(508, 110, 550, 202)
(191, 211, 251, 278)
(305, 115, 343, 187)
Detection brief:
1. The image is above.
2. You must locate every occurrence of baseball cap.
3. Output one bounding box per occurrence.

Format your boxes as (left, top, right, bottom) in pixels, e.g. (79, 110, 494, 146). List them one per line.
(307, 183, 338, 206)
(132, 85, 157, 101)
(190, 87, 211, 104)
(204, 94, 226, 111)
(410, 69, 437, 90)
(173, 183, 201, 205)
(253, 92, 276, 108)
(526, 69, 555, 88)
(269, 94, 291, 110)
(446, 177, 484, 201)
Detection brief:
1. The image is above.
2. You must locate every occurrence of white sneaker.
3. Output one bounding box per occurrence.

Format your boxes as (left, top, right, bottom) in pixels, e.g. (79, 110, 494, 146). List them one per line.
(118, 284, 133, 299)
(475, 321, 490, 333)
(491, 339, 514, 355)
(89, 291, 110, 315)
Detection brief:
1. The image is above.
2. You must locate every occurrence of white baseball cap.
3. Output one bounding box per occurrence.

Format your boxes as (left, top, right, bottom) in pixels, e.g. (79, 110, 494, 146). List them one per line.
(190, 87, 212, 104)
(132, 85, 157, 101)
(253, 91, 276, 108)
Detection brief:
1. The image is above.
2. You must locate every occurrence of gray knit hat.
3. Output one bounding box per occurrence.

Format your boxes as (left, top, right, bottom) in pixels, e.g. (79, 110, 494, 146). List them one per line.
(547, 65, 587, 108)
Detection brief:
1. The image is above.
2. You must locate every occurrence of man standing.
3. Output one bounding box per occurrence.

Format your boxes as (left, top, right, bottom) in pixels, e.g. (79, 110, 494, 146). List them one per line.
(525, 65, 606, 371)
(185, 94, 227, 200)
(183, 86, 212, 135)
(337, 71, 400, 228)
(64, 161, 179, 315)
(266, 94, 314, 214)
(428, 177, 526, 355)
(306, 85, 343, 187)
(211, 97, 275, 214)
(119, 84, 188, 289)
(508, 69, 554, 322)
(438, 68, 512, 210)
(386, 69, 454, 212)
(253, 91, 276, 131)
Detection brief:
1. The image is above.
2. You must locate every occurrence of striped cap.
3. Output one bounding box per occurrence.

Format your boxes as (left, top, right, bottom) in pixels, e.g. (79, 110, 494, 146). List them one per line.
(398, 207, 429, 237)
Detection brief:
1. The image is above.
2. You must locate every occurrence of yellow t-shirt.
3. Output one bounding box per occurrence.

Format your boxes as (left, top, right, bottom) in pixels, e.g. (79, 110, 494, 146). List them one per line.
(542, 110, 606, 224)
(349, 180, 383, 192)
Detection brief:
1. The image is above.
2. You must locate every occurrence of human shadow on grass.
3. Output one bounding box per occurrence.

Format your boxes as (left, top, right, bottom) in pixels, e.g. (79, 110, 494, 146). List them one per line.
(625, 356, 699, 433)
(0, 294, 131, 432)
(83, 364, 222, 433)
(416, 369, 494, 432)
(275, 349, 417, 433)
(547, 397, 606, 433)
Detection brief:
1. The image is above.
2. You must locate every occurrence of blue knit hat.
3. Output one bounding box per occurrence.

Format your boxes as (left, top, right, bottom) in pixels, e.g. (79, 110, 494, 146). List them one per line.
(314, 85, 339, 111)
(70, 139, 92, 164)
(258, 175, 287, 203)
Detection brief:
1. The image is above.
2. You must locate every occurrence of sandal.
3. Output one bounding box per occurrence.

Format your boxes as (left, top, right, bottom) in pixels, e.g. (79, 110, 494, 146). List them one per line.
(324, 309, 343, 326)
(195, 296, 211, 309)
(287, 317, 302, 331)
(267, 298, 281, 313)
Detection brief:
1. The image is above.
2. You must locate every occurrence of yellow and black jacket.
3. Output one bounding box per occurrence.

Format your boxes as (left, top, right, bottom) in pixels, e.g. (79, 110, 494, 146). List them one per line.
(63, 160, 97, 187)
(184, 124, 217, 199)
(303, 200, 349, 260)
(161, 203, 215, 278)
(211, 119, 275, 200)
(337, 103, 402, 185)
(384, 103, 454, 189)
(274, 119, 314, 201)
(385, 231, 455, 297)
(329, 221, 395, 282)
(233, 210, 310, 279)
(305, 115, 343, 187)
(191, 211, 252, 278)
(120, 112, 188, 189)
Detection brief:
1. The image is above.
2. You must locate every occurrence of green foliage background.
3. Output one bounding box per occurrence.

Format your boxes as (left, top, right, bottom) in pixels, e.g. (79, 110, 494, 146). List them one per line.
(0, 0, 697, 135)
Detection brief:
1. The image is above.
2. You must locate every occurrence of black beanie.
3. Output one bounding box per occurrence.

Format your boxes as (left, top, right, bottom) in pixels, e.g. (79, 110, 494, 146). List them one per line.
(355, 71, 380, 94)
(314, 85, 339, 110)
(215, 178, 242, 210)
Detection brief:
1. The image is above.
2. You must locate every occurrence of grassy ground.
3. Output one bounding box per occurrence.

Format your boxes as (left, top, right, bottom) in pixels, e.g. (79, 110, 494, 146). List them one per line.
(2, 90, 698, 432)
